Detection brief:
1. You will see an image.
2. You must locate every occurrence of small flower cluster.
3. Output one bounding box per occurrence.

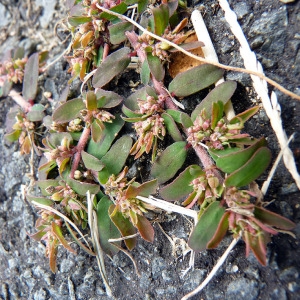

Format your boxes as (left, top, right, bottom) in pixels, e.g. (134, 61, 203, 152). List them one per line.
(104, 167, 154, 218)
(0, 57, 28, 84)
(130, 95, 166, 159)
(184, 171, 221, 209)
(187, 109, 249, 150)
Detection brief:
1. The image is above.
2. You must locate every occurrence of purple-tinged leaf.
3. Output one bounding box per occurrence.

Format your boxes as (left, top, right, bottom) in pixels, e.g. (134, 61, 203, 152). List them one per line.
(225, 147, 271, 187)
(0, 79, 12, 97)
(97, 197, 121, 256)
(109, 21, 133, 45)
(191, 81, 237, 121)
(188, 201, 225, 252)
(254, 206, 295, 230)
(146, 52, 165, 81)
(29, 229, 47, 241)
(162, 112, 183, 141)
(151, 141, 187, 184)
(92, 47, 131, 88)
(52, 98, 85, 124)
(48, 239, 58, 273)
(136, 214, 154, 243)
(22, 53, 39, 101)
(210, 138, 268, 174)
(125, 86, 157, 110)
(229, 106, 260, 125)
(87, 115, 124, 159)
(169, 41, 205, 52)
(160, 165, 203, 201)
(152, 4, 169, 36)
(167, 0, 178, 16)
(207, 212, 230, 249)
(126, 179, 158, 198)
(81, 150, 105, 171)
(169, 64, 224, 97)
(109, 204, 137, 250)
(95, 89, 123, 108)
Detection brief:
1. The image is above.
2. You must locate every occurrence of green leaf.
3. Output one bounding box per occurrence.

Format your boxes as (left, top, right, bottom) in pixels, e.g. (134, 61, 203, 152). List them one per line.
(126, 179, 158, 198)
(22, 53, 39, 101)
(52, 222, 76, 253)
(100, 3, 128, 21)
(191, 81, 237, 121)
(207, 212, 230, 249)
(210, 138, 268, 173)
(92, 47, 131, 88)
(52, 98, 85, 124)
(97, 196, 121, 256)
(48, 132, 73, 148)
(141, 60, 150, 85)
(65, 177, 100, 196)
(160, 165, 203, 201)
(91, 119, 103, 143)
(4, 130, 21, 142)
(146, 52, 165, 81)
(26, 194, 54, 206)
(180, 112, 193, 129)
(188, 201, 225, 252)
(151, 141, 187, 184)
(138, 0, 148, 13)
(136, 214, 154, 242)
(166, 109, 183, 123)
(122, 105, 144, 118)
(152, 4, 169, 36)
(81, 151, 105, 171)
(125, 86, 156, 110)
(95, 89, 123, 108)
(86, 91, 97, 111)
(162, 112, 183, 141)
(211, 101, 224, 129)
(27, 104, 46, 122)
(109, 21, 133, 45)
(229, 106, 260, 125)
(109, 204, 137, 250)
(98, 136, 132, 184)
(254, 206, 295, 230)
(168, 64, 224, 97)
(225, 147, 271, 187)
(87, 115, 124, 159)
(68, 16, 92, 26)
(36, 179, 60, 196)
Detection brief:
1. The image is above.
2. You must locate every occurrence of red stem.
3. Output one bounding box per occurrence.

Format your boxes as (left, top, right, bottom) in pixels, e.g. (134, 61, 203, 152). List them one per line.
(126, 31, 223, 183)
(70, 126, 91, 178)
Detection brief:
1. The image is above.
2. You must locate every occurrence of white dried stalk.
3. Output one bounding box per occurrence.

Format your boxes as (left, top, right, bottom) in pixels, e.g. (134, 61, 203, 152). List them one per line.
(191, 10, 236, 120)
(86, 191, 112, 297)
(218, 0, 300, 189)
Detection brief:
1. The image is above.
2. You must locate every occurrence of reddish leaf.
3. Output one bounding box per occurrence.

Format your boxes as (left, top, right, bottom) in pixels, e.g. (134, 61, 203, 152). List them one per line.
(136, 214, 154, 242)
(254, 206, 295, 230)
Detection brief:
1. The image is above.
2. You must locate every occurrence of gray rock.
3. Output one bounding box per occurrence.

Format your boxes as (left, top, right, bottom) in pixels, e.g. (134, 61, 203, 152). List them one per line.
(270, 288, 287, 300)
(233, 2, 249, 20)
(279, 266, 299, 282)
(0, 3, 11, 27)
(226, 278, 258, 300)
(36, 0, 58, 29)
(151, 257, 167, 279)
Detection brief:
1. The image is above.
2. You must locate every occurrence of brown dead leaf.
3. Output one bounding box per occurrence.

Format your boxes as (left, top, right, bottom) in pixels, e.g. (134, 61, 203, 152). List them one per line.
(168, 34, 204, 78)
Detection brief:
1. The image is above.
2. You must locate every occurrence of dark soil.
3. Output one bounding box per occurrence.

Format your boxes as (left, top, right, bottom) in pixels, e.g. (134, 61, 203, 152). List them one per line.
(0, 1, 300, 300)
